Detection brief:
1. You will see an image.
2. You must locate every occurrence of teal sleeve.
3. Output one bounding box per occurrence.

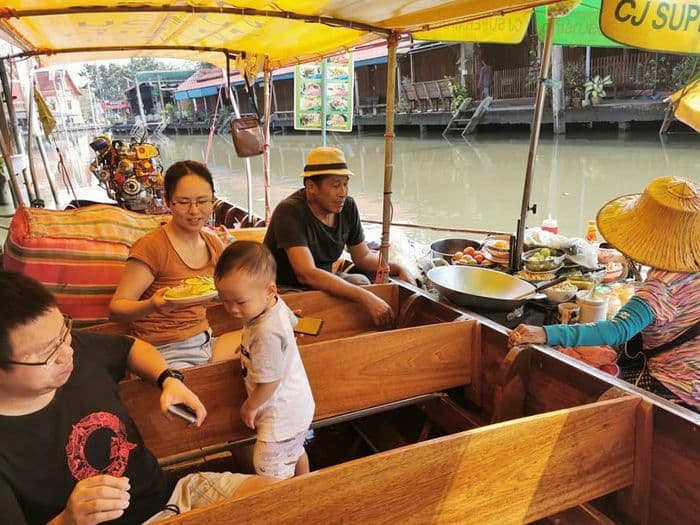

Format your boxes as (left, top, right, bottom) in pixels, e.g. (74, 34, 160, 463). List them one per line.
(544, 296, 655, 347)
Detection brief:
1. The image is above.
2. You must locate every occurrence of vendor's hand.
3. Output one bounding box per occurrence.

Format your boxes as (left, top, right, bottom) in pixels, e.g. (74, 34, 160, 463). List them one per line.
(151, 288, 178, 314)
(508, 324, 546, 347)
(396, 265, 417, 286)
(52, 475, 131, 525)
(361, 290, 394, 328)
(160, 378, 207, 427)
(240, 399, 258, 430)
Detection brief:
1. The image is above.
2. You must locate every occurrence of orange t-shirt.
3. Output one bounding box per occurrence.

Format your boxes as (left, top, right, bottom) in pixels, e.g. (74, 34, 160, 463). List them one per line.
(127, 227, 224, 345)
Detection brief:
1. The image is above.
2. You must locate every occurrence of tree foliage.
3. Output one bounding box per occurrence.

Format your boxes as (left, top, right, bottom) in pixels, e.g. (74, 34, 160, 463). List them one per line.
(79, 58, 174, 102)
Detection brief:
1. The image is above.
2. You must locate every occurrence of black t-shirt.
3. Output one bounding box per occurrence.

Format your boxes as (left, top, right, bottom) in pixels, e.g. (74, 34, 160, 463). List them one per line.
(264, 188, 365, 286)
(0, 331, 170, 525)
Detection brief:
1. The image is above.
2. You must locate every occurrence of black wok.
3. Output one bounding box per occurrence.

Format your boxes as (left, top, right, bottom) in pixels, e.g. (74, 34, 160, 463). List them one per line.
(427, 265, 563, 311)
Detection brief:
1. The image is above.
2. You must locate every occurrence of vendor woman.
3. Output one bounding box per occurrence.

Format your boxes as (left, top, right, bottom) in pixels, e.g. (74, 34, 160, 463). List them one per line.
(509, 176, 700, 410)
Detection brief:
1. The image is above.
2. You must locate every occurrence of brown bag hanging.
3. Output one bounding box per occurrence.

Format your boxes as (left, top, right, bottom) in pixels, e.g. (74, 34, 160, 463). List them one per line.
(230, 68, 264, 158)
(230, 116, 264, 157)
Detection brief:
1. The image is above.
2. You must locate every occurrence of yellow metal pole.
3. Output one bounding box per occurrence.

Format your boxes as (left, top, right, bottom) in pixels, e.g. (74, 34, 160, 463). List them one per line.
(377, 32, 399, 284)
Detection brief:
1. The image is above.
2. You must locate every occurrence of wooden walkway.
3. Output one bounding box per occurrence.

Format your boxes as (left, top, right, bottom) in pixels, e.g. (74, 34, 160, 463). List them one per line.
(265, 98, 669, 133)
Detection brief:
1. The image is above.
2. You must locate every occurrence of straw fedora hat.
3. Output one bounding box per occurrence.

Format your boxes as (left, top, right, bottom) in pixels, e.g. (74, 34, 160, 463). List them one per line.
(596, 176, 700, 272)
(300, 147, 353, 178)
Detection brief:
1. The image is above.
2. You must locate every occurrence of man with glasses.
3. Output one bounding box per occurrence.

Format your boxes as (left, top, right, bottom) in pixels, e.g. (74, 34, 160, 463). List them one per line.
(0, 271, 273, 524)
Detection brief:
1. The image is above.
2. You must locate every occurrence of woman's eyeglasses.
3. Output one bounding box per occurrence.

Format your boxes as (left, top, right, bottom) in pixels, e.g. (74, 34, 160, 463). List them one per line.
(1, 315, 73, 367)
(170, 199, 215, 211)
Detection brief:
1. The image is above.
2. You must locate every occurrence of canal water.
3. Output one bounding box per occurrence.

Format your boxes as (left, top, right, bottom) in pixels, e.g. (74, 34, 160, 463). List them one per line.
(8, 127, 699, 247)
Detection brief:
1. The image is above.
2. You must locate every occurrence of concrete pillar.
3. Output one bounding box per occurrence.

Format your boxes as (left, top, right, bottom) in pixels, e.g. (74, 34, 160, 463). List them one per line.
(551, 45, 566, 135)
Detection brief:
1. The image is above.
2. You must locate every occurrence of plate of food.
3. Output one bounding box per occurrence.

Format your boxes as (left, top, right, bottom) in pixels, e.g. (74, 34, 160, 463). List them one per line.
(164, 276, 218, 304)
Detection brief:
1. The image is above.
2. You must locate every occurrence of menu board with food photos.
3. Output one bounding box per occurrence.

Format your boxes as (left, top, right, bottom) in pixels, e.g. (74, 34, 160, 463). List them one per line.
(294, 53, 354, 132)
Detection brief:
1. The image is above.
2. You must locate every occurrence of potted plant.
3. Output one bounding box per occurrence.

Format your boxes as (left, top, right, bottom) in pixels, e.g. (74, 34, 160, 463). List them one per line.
(584, 74, 613, 106)
(564, 63, 584, 109)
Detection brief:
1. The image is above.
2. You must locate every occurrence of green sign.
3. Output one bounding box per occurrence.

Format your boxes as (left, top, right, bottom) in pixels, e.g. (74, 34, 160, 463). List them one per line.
(535, 0, 625, 48)
(294, 53, 354, 132)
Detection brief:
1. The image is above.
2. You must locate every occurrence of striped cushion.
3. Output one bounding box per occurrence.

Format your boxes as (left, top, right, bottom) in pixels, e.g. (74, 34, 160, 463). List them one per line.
(3, 205, 168, 323)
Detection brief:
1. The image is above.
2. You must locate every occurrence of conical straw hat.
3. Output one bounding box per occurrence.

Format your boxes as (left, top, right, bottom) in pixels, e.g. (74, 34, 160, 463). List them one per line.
(596, 176, 700, 272)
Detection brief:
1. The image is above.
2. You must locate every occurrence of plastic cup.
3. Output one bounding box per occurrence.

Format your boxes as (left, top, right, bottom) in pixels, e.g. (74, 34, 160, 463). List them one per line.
(557, 302, 580, 325)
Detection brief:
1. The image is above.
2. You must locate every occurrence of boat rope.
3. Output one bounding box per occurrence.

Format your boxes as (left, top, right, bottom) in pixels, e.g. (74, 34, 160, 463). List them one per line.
(374, 198, 393, 284)
(204, 87, 223, 166)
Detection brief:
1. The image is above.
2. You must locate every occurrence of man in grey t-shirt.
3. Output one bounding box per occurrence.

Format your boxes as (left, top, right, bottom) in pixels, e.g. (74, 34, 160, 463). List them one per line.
(264, 147, 415, 327)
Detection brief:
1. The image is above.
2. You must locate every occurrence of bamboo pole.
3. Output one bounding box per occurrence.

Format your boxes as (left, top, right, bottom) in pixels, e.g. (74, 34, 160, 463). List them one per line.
(377, 33, 399, 284)
(514, 16, 556, 269)
(262, 66, 272, 222)
(0, 60, 18, 151)
(0, 128, 23, 208)
(25, 75, 41, 202)
(0, 61, 25, 208)
(1, 58, 34, 203)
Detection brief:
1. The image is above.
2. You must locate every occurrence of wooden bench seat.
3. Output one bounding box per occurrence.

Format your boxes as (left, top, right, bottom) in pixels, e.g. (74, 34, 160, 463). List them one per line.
(158, 395, 640, 524)
(119, 320, 478, 460)
(207, 283, 400, 342)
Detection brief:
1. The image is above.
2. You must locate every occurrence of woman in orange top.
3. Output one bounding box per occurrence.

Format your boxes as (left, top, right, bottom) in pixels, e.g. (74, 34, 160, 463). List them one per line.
(110, 161, 225, 368)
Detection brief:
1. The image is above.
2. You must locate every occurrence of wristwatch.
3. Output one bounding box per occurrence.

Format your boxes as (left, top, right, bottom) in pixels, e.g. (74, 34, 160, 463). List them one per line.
(157, 368, 185, 390)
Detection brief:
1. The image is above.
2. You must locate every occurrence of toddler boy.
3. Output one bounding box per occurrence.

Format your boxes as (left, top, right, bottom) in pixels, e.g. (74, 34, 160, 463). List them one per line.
(214, 241, 315, 479)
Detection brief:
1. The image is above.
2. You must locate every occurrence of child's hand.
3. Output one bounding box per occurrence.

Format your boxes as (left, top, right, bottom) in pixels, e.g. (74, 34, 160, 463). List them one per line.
(241, 399, 258, 429)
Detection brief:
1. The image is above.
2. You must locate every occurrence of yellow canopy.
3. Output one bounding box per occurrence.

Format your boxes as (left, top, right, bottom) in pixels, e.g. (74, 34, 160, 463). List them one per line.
(0, 1, 558, 68)
(414, 10, 532, 44)
(668, 77, 700, 133)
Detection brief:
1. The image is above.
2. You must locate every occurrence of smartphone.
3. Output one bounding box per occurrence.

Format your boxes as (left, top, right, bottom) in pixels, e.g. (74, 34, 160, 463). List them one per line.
(294, 316, 324, 336)
(167, 403, 197, 424)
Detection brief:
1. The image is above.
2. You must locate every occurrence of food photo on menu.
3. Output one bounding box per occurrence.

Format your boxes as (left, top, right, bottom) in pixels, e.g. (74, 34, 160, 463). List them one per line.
(300, 112, 321, 127)
(327, 113, 348, 128)
(300, 64, 321, 78)
(329, 98, 348, 111)
(300, 96, 321, 111)
(327, 64, 348, 79)
(327, 83, 349, 98)
(301, 81, 321, 96)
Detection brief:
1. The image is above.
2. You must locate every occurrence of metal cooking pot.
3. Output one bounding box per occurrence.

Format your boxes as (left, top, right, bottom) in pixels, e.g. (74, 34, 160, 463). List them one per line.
(427, 265, 551, 311)
(430, 238, 481, 264)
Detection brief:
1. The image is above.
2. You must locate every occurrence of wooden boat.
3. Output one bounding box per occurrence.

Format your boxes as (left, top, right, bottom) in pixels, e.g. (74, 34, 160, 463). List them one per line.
(95, 282, 698, 524)
(3, 2, 699, 523)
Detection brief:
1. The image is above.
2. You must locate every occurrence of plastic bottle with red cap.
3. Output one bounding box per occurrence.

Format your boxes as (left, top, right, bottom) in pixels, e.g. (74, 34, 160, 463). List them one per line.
(541, 217, 558, 234)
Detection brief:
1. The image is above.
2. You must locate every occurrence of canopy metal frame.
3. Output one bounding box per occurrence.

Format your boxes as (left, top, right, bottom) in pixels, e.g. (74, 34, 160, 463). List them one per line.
(2, 5, 392, 37)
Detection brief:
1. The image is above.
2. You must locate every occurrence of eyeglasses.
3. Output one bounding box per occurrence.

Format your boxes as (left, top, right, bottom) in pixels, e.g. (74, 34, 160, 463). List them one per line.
(1, 315, 73, 367)
(170, 198, 215, 211)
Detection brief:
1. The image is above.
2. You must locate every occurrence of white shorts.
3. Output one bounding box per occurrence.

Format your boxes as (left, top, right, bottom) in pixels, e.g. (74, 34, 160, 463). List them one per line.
(253, 431, 307, 479)
(143, 471, 248, 523)
(157, 330, 212, 369)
